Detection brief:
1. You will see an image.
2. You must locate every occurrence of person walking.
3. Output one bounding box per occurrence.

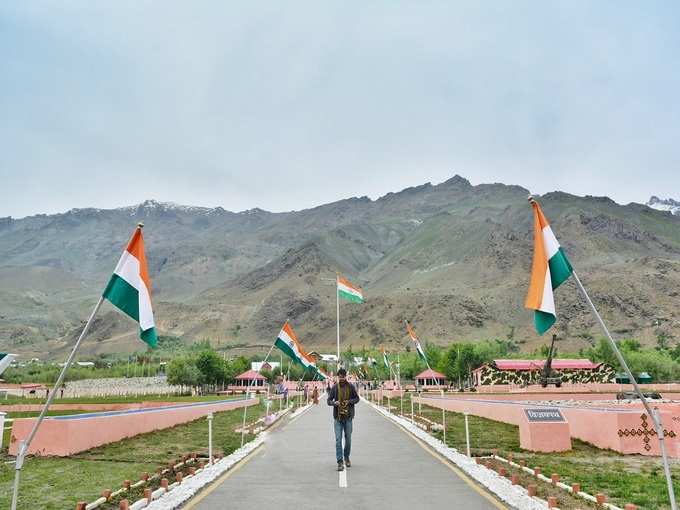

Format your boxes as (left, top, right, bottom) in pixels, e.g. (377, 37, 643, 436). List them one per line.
(312, 386, 319, 404)
(327, 368, 359, 471)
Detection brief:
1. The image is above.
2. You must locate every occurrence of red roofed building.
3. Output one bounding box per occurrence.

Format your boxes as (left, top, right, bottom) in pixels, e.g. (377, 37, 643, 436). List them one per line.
(472, 359, 615, 386)
(415, 368, 447, 390)
(227, 369, 268, 394)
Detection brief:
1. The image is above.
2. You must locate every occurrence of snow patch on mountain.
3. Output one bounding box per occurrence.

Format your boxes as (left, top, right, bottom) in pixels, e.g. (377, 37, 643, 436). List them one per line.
(647, 196, 680, 215)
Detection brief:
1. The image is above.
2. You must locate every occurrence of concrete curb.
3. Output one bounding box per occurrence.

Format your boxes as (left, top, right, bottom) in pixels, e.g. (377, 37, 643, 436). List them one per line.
(364, 398, 545, 510)
(143, 433, 266, 509)
(135, 404, 308, 509)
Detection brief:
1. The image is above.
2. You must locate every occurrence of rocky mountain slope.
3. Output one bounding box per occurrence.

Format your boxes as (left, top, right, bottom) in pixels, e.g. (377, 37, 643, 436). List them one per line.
(2, 176, 680, 359)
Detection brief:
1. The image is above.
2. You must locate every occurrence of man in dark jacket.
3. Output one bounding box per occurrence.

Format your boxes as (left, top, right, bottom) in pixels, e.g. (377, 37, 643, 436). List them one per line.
(327, 368, 359, 471)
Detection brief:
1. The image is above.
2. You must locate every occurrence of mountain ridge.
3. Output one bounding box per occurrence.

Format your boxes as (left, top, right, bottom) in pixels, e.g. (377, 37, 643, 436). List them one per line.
(1, 176, 679, 359)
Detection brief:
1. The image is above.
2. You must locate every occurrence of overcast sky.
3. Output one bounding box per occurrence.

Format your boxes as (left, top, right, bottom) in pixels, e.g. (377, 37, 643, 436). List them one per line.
(2, 1, 680, 218)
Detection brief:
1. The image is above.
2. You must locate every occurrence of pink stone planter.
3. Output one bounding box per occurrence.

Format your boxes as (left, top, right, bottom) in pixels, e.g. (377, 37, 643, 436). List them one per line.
(9, 397, 258, 456)
(415, 395, 572, 453)
(413, 395, 680, 457)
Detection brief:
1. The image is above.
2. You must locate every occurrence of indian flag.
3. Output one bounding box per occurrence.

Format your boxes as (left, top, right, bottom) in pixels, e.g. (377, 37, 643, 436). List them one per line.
(381, 347, 390, 368)
(525, 198, 574, 335)
(275, 322, 315, 371)
(0, 353, 16, 377)
(102, 227, 157, 348)
(337, 275, 364, 303)
(406, 321, 428, 364)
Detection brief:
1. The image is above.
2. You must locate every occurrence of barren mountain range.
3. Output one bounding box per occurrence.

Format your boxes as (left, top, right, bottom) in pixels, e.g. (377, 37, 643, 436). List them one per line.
(1, 176, 680, 359)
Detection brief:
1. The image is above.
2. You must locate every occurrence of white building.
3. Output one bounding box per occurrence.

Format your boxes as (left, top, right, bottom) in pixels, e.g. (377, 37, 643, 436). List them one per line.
(251, 361, 281, 372)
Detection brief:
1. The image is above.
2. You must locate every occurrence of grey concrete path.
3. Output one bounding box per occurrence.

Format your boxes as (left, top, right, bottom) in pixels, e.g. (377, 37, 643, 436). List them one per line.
(191, 401, 505, 510)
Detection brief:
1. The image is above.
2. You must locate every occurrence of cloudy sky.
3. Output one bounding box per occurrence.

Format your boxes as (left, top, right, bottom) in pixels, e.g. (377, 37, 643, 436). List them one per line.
(2, 1, 679, 218)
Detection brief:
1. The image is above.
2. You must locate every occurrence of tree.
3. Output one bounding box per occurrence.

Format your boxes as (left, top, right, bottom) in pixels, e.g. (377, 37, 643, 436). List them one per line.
(671, 342, 680, 361)
(656, 333, 670, 351)
(586, 338, 617, 366)
(260, 368, 274, 383)
(287, 362, 304, 381)
(625, 349, 680, 382)
(439, 344, 460, 383)
(619, 339, 642, 352)
(424, 343, 443, 369)
(494, 338, 519, 356)
(455, 344, 482, 387)
(167, 357, 202, 392)
(195, 350, 226, 387)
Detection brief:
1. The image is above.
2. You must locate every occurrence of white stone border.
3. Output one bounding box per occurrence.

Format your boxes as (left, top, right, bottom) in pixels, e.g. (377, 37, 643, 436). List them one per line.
(134, 404, 312, 509)
(364, 398, 546, 510)
(289, 403, 313, 420)
(140, 434, 264, 509)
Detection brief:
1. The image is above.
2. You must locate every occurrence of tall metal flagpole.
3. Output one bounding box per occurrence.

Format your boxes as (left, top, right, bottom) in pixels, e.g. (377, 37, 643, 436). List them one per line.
(319, 276, 342, 372)
(572, 271, 677, 510)
(11, 222, 147, 510)
(11, 296, 105, 510)
(396, 352, 401, 388)
(336, 275, 341, 371)
(241, 340, 278, 447)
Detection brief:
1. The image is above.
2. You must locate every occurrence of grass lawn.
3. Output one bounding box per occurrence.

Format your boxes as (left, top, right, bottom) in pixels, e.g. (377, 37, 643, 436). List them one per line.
(0, 400, 271, 510)
(382, 394, 680, 509)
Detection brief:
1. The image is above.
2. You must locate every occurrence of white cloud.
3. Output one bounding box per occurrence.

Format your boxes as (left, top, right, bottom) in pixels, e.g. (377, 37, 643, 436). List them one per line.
(1, 1, 680, 217)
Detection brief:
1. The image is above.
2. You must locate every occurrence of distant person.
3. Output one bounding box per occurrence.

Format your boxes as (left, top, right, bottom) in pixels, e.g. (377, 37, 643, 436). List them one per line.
(312, 386, 319, 405)
(327, 368, 359, 471)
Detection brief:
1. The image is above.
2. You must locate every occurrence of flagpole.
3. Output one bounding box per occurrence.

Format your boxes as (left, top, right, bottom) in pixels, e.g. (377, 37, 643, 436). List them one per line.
(11, 296, 105, 510)
(241, 340, 277, 447)
(241, 338, 278, 446)
(397, 352, 401, 388)
(572, 271, 677, 510)
(10, 221, 148, 510)
(336, 275, 341, 371)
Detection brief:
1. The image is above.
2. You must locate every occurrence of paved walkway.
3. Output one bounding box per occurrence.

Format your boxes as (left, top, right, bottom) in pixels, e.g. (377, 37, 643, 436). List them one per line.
(190, 401, 505, 510)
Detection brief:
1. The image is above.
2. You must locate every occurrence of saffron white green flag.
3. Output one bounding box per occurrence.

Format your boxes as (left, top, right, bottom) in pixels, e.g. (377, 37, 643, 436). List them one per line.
(102, 227, 157, 347)
(406, 321, 428, 364)
(337, 275, 364, 303)
(381, 347, 390, 368)
(274, 321, 326, 380)
(0, 353, 16, 377)
(525, 199, 573, 335)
